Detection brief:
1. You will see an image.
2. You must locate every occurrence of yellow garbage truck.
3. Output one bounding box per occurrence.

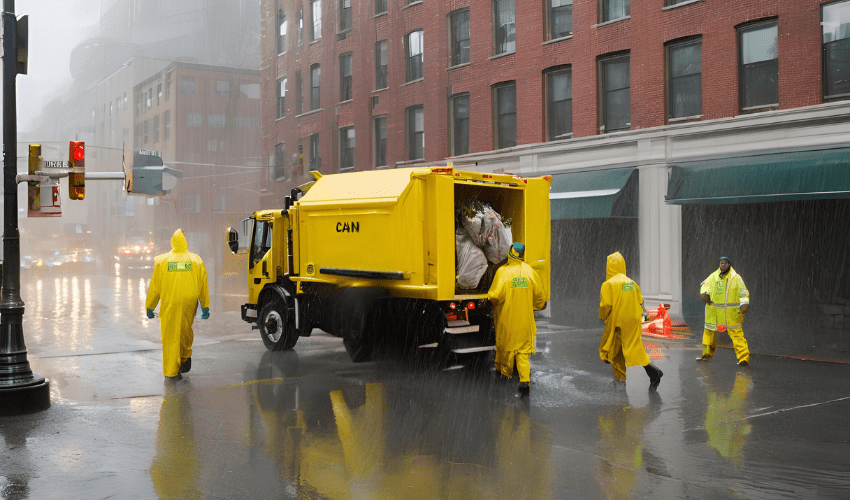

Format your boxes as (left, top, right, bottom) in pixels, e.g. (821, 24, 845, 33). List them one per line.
(226, 166, 551, 362)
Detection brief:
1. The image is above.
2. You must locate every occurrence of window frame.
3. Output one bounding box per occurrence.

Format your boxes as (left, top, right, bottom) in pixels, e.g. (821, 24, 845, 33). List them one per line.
(449, 9, 471, 67)
(599, 0, 630, 24)
(493, 0, 516, 56)
(545, 66, 572, 141)
(309, 133, 322, 172)
(546, 0, 573, 41)
(737, 19, 779, 112)
(310, 63, 321, 110)
(598, 52, 631, 134)
(277, 76, 287, 119)
(375, 40, 388, 90)
(373, 115, 387, 167)
(822, 0, 850, 102)
(277, 7, 287, 54)
(449, 93, 470, 156)
(295, 70, 303, 115)
(406, 105, 425, 160)
(311, 0, 322, 41)
(273, 142, 287, 181)
(180, 76, 195, 95)
(339, 0, 352, 32)
(339, 126, 355, 171)
(666, 36, 702, 121)
(406, 30, 424, 82)
(375, 0, 387, 15)
(340, 52, 353, 102)
(492, 81, 517, 149)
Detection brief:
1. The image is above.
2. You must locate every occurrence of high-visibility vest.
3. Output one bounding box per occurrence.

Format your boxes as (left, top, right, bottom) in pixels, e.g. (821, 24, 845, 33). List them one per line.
(700, 267, 749, 330)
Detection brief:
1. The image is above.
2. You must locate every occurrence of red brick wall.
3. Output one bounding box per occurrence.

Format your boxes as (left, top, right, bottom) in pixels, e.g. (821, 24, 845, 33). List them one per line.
(262, 0, 836, 191)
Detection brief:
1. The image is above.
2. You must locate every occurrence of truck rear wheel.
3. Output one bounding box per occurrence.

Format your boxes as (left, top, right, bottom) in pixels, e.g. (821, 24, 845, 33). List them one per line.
(341, 298, 372, 362)
(259, 296, 298, 351)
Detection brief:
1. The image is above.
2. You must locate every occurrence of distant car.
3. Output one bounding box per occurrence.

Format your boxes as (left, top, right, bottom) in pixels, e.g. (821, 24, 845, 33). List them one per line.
(21, 254, 48, 274)
(114, 237, 155, 269)
(44, 248, 98, 273)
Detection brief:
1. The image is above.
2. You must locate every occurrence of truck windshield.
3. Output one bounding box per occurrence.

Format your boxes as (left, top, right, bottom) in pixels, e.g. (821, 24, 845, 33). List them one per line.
(251, 220, 272, 266)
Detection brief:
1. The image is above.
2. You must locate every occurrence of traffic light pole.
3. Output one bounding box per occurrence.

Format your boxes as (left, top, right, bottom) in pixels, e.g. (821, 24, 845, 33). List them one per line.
(0, 0, 50, 416)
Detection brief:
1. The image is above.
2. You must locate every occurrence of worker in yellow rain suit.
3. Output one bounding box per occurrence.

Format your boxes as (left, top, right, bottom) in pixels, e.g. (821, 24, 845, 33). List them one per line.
(599, 252, 663, 390)
(697, 256, 750, 366)
(487, 242, 548, 397)
(146, 229, 210, 381)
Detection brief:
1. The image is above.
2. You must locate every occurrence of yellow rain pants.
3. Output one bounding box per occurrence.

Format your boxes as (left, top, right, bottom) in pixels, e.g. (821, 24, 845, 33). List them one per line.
(487, 255, 547, 383)
(146, 229, 210, 377)
(599, 252, 650, 381)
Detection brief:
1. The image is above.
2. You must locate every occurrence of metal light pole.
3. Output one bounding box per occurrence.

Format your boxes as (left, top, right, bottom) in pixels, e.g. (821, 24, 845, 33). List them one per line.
(0, 0, 49, 416)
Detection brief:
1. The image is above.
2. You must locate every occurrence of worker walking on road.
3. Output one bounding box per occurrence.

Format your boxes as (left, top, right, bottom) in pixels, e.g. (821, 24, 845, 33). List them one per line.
(487, 242, 548, 397)
(697, 256, 750, 366)
(146, 229, 210, 381)
(599, 252, 663, 390)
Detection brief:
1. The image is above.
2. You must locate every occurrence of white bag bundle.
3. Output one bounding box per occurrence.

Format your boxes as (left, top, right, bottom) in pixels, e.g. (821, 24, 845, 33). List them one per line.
(456, 231, 488, 289)
(481, 207, 512, 263)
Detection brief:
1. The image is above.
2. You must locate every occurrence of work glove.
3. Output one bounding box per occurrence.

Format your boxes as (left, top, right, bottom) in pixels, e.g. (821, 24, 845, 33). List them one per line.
(201, 307, 210, 320)
(146, 308, 155, 319)
(642, 312, 648, 321)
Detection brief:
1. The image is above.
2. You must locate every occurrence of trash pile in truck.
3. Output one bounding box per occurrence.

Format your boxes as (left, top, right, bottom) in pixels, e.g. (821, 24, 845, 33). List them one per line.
(455, 200, 512, 293)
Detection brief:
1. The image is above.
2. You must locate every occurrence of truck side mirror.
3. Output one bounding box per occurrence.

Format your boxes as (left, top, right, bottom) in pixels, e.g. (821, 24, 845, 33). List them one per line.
(226, 227, 240, 254)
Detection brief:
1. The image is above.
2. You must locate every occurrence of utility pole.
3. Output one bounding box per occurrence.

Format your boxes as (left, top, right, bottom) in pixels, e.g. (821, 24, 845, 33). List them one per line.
(0, 0, 49, 416)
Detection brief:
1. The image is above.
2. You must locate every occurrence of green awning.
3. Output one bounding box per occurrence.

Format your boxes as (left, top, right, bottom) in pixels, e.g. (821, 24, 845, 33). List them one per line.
(550, 168, 638, 219)
(666, 148, 850, 205)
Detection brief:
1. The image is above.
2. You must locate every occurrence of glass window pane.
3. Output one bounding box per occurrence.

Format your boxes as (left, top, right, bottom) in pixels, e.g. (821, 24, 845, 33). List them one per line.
(741, 24, 778, 64)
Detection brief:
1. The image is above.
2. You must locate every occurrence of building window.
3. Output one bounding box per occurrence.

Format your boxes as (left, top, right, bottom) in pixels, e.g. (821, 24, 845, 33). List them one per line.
(450, 9, 470, 66)
(277, 8, 287, 53)
(187, 113, 202, 127)
(311, 0, 322, 41)
(738, 20, 778, 111)
(493, 82, 516, 148)
(164, 74, 171, 101)
(143, 120, 149, 145)
(667, 37, 702, 120)
(180, 77, 195, 95)
(153, 115, 160, 143)
(547, 0, 572, 40)
(407, 106, 424, 160)
(375, 40, 388, 89)
(208, 115, 226, 128)
(373, 116, 387, 167)
(406, 30, 424, 82)
(339, 0, 352, 31)
(340, 53, 353, 101)
(164, 110, 171, 140)
(124, 92, 128, 108)
(493, 0, 515, 55)
(599, 53, 630, 133)
(599, 0, 629, 23)
(545, 66, 572, 140)
(180, 193, 201, 214)
(376, 0, 387, 15)
(215, 80, 230, 96)
(450, 93, 469, 156)
(277, 77, 287, 118)
(273, 142, 287, 181)
(146, 88, 152, 109)
(207, 140, 219, 152)
(309, 133, 321, 172)
(157, 84, 162, 105)
(311, 64, 321, 110)
(295, 70, 303, 114)
(298, 9, 304, 45)
(339, 126, 355, 171)
(823, 1, 850, 102)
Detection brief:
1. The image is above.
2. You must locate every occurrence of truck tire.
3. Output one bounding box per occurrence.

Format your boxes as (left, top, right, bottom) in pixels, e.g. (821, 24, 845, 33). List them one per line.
(341, 298, 372, 362)
(259, 296, 298, 351)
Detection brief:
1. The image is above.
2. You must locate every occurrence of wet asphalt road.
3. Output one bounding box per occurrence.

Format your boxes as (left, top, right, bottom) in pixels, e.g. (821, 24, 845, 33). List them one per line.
(2, 269, 850, 499)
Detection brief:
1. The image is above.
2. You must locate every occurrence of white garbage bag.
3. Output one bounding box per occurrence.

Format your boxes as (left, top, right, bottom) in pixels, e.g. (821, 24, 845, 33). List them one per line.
(480, 207, 511, 263)
(456, 231, 488, 289)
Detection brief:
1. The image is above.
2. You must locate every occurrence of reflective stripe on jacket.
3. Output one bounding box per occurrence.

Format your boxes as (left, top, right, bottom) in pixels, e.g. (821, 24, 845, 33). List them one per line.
(700, 267, 749, 330)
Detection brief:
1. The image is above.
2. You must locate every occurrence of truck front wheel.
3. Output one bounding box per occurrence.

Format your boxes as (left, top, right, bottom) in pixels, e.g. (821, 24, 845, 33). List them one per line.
(259, 297, 298, 351)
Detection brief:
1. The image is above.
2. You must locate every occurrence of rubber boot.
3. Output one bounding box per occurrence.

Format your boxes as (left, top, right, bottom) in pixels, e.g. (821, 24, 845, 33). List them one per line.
(179, 357, 192, 374)
(644, 363, 663, 391)
(516, 382, 530, 398)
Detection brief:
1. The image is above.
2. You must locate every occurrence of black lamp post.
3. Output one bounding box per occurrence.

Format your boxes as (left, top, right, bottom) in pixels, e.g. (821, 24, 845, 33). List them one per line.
(0, 0, 49, 416)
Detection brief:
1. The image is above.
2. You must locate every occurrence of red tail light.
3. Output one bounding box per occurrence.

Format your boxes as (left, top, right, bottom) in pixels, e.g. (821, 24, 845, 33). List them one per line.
(467, 302, 475, 310)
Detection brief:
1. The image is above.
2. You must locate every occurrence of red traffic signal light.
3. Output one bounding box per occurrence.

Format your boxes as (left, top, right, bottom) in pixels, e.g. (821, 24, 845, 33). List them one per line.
(69, 141, 85, 200)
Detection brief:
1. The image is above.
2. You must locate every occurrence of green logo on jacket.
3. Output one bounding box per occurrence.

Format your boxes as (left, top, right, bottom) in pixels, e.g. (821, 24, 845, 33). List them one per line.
(622, 282, 635, 292)
(167, 262, 192, 272)
(511, 277, 529, 288)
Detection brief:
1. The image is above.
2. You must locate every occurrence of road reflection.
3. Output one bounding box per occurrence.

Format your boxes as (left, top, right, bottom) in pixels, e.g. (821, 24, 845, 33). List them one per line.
(704, 370, 752, 468)
(150, 383, 201, 500)
(243, 350, 554, 499)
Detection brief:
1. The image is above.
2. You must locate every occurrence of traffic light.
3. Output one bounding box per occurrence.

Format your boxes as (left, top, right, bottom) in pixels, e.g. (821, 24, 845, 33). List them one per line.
(27, 144, 41, 215)
(68, 141, 85, 200)
(128, 150, 183, 196)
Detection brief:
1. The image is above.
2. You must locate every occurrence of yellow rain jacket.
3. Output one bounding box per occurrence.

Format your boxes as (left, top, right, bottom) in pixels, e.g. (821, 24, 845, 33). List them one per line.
(700, 267, 749, 330)
(487, 256, 547, 354)
(146, 229, 210, 377)
(598, 252, 650, 367)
